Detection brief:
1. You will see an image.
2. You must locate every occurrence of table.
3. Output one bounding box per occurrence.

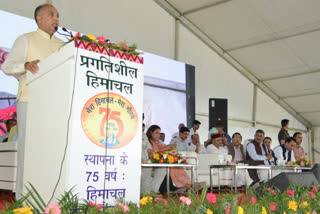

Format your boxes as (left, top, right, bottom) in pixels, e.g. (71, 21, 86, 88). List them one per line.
(141, 163, 194, 194)
(209, 164, 272, 193)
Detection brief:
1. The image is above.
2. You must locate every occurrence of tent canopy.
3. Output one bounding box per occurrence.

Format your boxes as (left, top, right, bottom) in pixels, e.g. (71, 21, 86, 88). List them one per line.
(156, 0, 320, 128)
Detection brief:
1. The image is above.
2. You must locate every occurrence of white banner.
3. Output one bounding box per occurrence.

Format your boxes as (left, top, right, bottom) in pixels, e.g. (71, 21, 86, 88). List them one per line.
(66, 45, 144, 205)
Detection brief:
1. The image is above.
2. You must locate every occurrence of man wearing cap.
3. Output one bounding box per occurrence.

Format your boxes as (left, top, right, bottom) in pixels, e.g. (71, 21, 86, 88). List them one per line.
(208, 122, 231, 144)
(206, 133, 228, 154)
(169, 127, 190, 151)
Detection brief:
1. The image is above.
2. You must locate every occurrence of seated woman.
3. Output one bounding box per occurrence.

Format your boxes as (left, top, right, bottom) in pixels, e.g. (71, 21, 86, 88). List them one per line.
(146, 125, 191, 194)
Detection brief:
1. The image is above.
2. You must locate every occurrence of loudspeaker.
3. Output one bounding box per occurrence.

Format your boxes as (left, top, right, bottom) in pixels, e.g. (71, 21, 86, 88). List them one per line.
(209, 98, 228, 133)
(257, 172, 319, 194)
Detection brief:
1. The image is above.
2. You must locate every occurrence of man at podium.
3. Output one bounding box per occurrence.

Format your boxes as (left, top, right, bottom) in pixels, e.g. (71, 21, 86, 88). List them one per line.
(2, 4, 64, 194)
(2, 4, 64, 143)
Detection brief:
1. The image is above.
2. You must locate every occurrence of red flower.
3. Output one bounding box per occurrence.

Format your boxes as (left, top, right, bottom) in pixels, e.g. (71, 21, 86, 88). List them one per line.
(174, 156, 179, 162)
(206, 193, 217, 204)
(308, 161, 312, 166)
(225, 204, 230, 214)
(125, 45, 130, 51)
(159, 158, 164, 163)
(311, 185, 318, 193)
(269, 203, 277, 211)
(308, 191, 314, 199)
(70, 32, 81, 40)
(159, 150, 165, 155)
(286, 190, 294, 196)
(268, 187, 277, 195)
(97, 36, 107, 45)
(250, 197, 256, 204)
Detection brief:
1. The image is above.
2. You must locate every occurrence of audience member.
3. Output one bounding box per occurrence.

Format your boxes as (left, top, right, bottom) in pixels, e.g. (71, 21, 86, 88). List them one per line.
(208, 122, 231, 144)
(188, 134, 206, 154)
(292, 132, 305, 160)
(206, 133, 228, 154)
(263, 137, 275, 165)
(278, 119, 290, 145)
(246, 129, 271, 185)
(187, 120, 201, 144)
(169, 127, 190, 151)
(0, 119, 17, 143)
(147, 125, 190, 194)
(140, 123, 153, 194)
(172, 123, 185, 138)
(159, 132, 165, 144)
(273, 137, 296, 165)
(227, 132, 245, 163)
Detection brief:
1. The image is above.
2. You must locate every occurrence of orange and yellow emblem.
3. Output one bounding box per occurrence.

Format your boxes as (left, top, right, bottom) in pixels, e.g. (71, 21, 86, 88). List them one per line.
(81, 92, 138, 149)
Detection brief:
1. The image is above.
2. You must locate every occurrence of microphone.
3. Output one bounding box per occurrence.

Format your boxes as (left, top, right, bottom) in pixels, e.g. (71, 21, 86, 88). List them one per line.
(62, 27, 73, 37)
(55, 27, 72, 38)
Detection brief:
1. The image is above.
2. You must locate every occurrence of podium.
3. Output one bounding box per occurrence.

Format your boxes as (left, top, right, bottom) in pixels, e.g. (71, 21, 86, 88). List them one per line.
(22, 41, 144, 205)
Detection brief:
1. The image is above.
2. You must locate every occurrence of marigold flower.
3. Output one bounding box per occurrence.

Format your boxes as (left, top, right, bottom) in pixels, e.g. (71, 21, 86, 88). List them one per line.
(261, 206, 267, 214)
(153, 153, 160, 160)
(87, 34, 97, 41)
(13, 206, 33, 214)
(206, 193, 217, 204)
(206, 209, 213, 214)
(168, 155, 174, 163)
(140, 196, 152, 205)
(179, 196, 191, 205)
(288, 201, 297, 212)
(238, 206, 244, 214)
(300, 201, 308, 208)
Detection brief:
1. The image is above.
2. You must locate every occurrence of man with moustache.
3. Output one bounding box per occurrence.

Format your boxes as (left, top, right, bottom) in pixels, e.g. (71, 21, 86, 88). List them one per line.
(2, 4, 64, 197)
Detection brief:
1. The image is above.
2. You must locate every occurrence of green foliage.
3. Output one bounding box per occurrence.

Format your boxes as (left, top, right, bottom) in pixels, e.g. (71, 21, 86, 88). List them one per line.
(4, 183, 320, 213)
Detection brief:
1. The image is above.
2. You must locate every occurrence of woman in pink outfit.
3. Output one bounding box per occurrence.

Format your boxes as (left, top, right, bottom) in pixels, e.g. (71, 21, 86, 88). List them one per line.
(146, 125, 191, 194)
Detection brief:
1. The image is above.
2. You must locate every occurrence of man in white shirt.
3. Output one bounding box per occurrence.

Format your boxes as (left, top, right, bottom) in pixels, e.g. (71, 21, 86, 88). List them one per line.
(171, 123, 185, 139)
(169, 127, 189, 151)
(206, 133, 228, 154)
(187, 120, 201, 144)
(273, 137, 296, 165)
(2, 4, 64, 197)
(187, 133, 206, 154)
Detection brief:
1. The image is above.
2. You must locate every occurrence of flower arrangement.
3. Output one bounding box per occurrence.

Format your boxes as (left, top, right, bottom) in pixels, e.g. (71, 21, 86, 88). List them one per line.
(0, 106, 17, 121)
(4, 183, 320, 214)
(68, 33, 141, 56)
(296, 156, 312, 167)
(151, 150, 188, 164)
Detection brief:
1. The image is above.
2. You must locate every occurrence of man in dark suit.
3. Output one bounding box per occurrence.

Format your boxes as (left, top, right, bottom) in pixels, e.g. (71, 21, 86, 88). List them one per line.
(227, 132, 245, 164)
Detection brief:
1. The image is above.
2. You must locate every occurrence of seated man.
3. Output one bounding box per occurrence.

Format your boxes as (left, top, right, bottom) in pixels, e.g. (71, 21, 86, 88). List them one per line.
(292, 132, 305, 160)
(227, 132, 245, 164)
(273, 137, 296, 165)
(246, 129, 271, 185)
(263, 137, 275, 165)
(159, 132, 165, 144)
(208, 122, 231, 143)
(206, 133, 228, 154)
(0, 119, 17, 143)
(169, 127, 190, 151)
(187, 133, 206, 154)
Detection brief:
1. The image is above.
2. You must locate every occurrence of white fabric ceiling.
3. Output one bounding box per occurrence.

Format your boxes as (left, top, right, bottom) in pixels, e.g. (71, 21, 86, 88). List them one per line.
(156, 0, 320, 128)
